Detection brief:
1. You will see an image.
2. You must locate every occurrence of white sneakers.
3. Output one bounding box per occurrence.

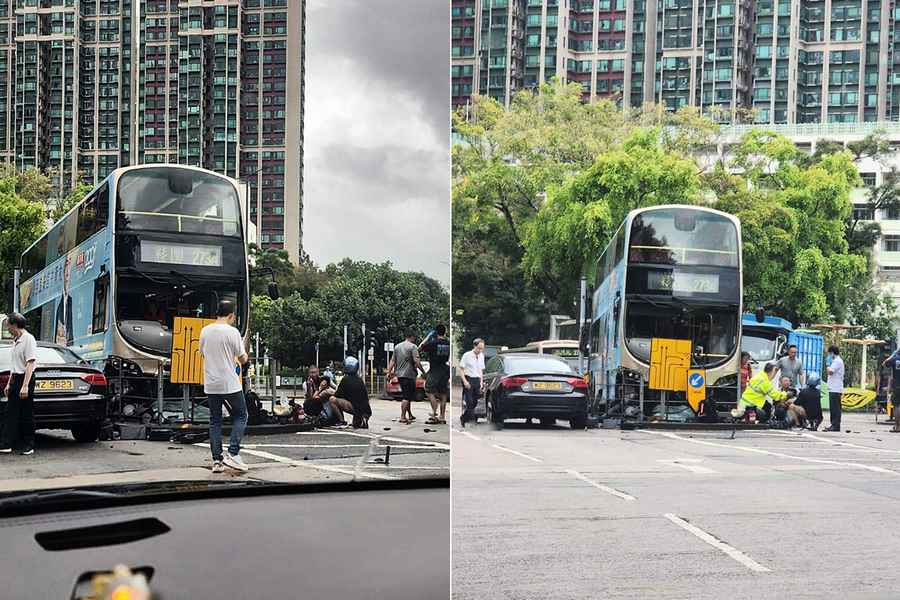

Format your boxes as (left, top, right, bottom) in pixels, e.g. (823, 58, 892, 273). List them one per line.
(212, 461, 225, 473)
(223, 452, 249, 472)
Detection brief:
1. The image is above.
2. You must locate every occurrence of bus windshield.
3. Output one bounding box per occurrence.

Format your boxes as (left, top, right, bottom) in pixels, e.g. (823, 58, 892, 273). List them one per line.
(624, 301, 738, 367)
(628, 208, 738, 267)
(116, 167, 241, 237)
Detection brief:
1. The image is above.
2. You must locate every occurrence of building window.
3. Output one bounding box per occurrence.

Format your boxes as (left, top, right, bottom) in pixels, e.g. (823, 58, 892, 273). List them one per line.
(884, 235, 900, 251)
(852, 206, 874, 221)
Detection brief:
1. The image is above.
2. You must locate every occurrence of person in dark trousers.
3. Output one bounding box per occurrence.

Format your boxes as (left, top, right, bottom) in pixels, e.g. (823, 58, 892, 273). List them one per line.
(330, 356, 372, 429)
(881, 349, 900, 417)
(825, 345, 845, 432)
(795, 372, 824, 431)
(1, 313, 37, 455)
(199, 300, 250, 473)
(420, 324, 451, 425)
(457, 338, 485, 427)
(387, 330, 426, 425)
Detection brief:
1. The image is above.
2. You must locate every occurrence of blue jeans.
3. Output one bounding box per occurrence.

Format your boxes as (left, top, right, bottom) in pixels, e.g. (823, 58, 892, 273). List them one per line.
(208, 391, 248, 461)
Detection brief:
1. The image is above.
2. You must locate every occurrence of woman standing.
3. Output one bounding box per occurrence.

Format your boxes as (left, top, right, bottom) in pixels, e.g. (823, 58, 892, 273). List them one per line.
(739, 351, 751, 392)
(1, 312, 38, 455)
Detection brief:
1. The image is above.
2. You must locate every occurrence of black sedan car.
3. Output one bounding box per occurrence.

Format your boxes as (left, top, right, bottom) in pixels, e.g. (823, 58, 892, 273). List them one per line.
(483, 353, 588, 430)
(0, 342, 108, 442)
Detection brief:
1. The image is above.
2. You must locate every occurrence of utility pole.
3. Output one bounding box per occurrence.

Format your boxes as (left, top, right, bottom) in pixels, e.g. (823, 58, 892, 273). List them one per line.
(315, 341, 320, 367)
(578, 276, 587, 375)
(343, 325, 348, 359)
(361, 322, 366, 380)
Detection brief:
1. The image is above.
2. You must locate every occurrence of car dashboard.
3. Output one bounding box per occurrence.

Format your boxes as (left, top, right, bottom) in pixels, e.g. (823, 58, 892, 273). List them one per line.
(0, 483, 449, 599)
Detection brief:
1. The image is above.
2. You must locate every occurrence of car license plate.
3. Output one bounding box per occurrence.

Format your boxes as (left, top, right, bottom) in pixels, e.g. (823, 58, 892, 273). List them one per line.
(533, 382, 562, 391)
(37, 379, 73, 391)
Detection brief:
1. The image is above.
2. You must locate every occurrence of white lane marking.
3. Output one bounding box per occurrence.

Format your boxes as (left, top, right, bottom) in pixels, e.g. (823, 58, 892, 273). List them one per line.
(297, 429, 450, 449)
(238, 443, 445, 450)
(194, 444, 395, 480)
(663, 513, 771, 573)
(795, 431, 900, 454)
(643, 431, 900, 475)
(565, 469, 636, 501)
(319, 465, 450, 470)
(490, 444, 543, 463)
(657, 458, 717, 474)
(454, 429, 481, 441)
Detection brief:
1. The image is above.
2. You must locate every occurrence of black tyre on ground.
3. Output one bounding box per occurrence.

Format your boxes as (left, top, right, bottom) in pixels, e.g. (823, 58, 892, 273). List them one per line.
(540, 417, 555, 427)
(71, 422, 101, 443)
(570, 414, 587, 430)
(486, 396, 504, 430)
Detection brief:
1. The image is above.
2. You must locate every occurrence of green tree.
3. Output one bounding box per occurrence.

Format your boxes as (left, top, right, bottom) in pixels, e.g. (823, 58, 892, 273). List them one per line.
(258, 294, 330, 368)
(0, 177, 46, 312)
(48, 181, 92, 222)
(711, 131, 866, 324)
(521, 129, 702, 306)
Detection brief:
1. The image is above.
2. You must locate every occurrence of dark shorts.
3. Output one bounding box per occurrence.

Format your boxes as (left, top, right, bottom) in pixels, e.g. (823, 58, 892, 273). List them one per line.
(425, 368, 450, 395)
(399, 377, 418, 401)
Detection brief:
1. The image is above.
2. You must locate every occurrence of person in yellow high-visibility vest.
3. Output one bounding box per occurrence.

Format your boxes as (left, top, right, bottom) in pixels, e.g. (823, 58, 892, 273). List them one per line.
(733, 362, 790, 423)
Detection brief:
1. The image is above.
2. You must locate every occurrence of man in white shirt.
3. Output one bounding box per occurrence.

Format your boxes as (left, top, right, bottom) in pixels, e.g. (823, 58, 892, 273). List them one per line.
(825, 345, 845, 432)
(2, 312, 38, 455)
(457, 338, 485, 427)
(199, 300, 249, 472)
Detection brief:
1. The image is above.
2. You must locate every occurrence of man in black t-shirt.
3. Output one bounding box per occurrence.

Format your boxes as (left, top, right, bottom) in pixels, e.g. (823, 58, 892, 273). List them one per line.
(330, 356, 372, 429)
(420, 324, 451, 425)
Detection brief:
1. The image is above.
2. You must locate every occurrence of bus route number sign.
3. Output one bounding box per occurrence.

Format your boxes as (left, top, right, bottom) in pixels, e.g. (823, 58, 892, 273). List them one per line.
(648, 271, 719, 294)
(141, 240, 223, 268)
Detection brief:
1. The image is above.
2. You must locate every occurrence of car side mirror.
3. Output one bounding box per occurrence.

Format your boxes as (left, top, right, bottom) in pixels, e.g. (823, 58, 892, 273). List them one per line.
(267, 281, 280, 300)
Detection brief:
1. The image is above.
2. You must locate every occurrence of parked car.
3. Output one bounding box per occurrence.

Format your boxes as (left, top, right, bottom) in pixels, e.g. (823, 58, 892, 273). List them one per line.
(482, 353, 588, 430)
(0, 341, 109, 442)
(386, 361, 429, 401)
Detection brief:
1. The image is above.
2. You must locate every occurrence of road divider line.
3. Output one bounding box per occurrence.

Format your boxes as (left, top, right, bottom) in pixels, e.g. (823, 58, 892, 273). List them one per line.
(796, 431, 900, 453)
(298, 429, 450, 449)
(242, 443, 370, 448)
(643, 430, 899, 475)
(454, 429, 481, 441)
(657, 458, 717, 474)
(194, 444, 395, 480)
(490, 444, 543, 463)
(663, 513, 771, 573)
(565, 469, 636, 501)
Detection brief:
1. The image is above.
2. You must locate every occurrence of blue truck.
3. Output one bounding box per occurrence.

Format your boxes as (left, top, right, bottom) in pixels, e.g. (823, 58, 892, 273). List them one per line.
(741, 314, 825, 393)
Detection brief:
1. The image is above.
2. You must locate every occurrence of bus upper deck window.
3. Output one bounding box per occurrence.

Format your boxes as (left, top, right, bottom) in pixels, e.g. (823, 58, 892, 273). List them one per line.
(674, 212, 696, 232)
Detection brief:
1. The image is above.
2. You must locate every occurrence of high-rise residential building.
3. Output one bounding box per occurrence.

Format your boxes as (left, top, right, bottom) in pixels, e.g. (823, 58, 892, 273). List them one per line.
(451, 0, 895, 126)
(0, 0, 305, 263)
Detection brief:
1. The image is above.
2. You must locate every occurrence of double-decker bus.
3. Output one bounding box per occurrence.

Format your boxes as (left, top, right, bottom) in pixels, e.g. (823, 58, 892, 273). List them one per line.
(586, 205, 742, 420)
(15, 165, 250, 407)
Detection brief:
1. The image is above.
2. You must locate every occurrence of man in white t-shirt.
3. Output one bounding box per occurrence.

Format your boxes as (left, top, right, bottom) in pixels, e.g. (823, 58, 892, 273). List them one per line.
(457, 338, 485, 427)
(825, 345, 845, 432)
(199, 300, 249, 472)
(2, 312, 38, 455)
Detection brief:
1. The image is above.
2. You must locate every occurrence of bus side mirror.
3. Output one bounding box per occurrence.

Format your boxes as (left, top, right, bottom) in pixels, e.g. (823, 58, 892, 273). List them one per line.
(267, 281, 280, 300)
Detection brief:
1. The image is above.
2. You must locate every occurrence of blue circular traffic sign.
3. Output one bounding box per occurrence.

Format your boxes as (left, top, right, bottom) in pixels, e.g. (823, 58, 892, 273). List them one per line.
(688, 373, 704, 388)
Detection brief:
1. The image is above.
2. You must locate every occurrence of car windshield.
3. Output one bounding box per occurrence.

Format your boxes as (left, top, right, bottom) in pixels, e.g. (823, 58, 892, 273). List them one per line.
(505, 356, 575, 375)
(0, 346, 81, 370)
(742, 333, 778, 362)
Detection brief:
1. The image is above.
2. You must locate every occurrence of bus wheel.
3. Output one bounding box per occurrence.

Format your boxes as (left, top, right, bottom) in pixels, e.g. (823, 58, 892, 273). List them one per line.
(71, 423, 101, 443)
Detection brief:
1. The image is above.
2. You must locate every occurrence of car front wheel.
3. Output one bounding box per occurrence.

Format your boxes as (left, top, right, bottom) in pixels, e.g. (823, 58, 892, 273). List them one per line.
(570, 414, 587, 430)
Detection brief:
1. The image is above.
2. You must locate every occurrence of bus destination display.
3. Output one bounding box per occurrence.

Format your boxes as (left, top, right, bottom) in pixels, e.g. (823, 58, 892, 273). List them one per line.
(140, 240, 223, 267)
(647, 271, 719, 294)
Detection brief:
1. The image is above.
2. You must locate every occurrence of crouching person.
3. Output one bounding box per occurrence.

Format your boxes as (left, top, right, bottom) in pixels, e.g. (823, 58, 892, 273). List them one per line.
(795, 372, 824, 431)
(329, 357, 372, 429)
(733, 362, 788, 423)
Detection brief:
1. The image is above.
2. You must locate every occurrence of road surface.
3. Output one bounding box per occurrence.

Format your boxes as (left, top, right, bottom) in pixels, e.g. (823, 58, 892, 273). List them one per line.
(0, 398, 448, 492)
(453, 410, 900, 599)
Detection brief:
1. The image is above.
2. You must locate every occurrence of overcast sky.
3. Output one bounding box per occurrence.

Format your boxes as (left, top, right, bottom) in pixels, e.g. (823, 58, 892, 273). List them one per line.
(303, 0, 450, 286)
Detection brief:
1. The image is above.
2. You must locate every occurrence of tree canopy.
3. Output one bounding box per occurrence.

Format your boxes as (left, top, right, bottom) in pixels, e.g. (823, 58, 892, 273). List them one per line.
(452, 85, 899, 345)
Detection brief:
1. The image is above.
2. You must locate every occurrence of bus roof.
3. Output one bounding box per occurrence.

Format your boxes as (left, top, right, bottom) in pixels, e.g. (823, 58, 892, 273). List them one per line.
(19, 164, 240, 260)
(742, 313, 793, 331)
